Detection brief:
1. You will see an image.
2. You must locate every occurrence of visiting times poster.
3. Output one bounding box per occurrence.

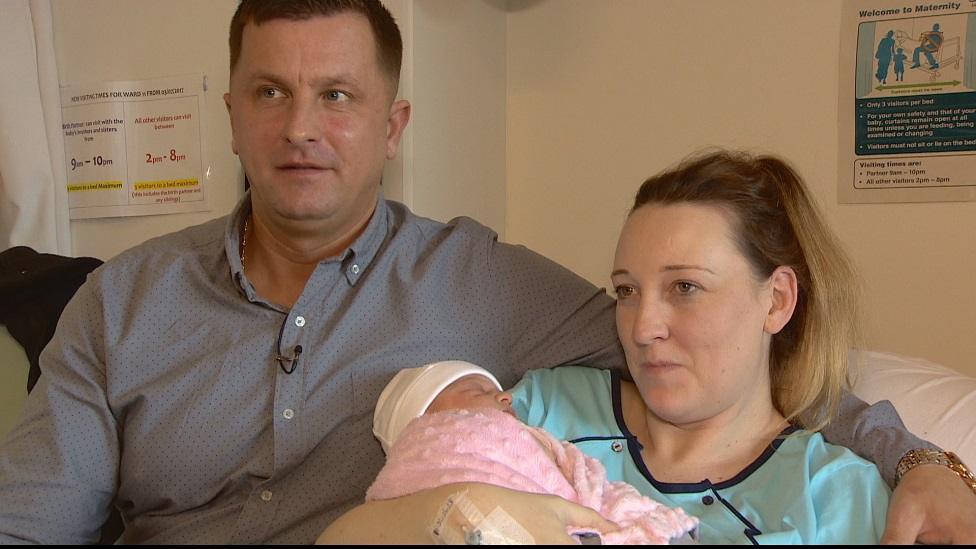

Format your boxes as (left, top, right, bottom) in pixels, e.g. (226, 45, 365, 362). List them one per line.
(839, 1, 976, 203)
(61, 74, 210, 219)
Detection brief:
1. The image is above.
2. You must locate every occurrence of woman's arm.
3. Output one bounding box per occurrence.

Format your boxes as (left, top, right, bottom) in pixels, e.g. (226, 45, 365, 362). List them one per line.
(316, 483, 618, 545)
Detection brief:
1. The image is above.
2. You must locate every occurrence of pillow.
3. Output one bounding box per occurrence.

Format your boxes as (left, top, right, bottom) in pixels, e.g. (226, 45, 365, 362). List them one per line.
(850, 349, 976, 467)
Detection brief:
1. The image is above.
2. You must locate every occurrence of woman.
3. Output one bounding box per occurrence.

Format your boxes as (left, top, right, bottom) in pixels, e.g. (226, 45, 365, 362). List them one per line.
(512, 150, 887, 543)
(317, 150, 937, 544)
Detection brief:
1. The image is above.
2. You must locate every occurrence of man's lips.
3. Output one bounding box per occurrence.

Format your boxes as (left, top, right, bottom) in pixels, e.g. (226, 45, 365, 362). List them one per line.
(277, 162, 329, 170)
(275, 163, 334, 179)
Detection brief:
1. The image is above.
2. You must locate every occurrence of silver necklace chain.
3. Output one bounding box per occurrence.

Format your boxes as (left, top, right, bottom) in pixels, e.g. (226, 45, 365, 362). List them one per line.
(240, 215, 248, 271)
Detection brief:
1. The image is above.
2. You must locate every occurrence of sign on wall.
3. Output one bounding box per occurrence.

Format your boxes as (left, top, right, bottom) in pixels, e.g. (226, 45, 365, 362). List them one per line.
(839, 1, 976, 203)
(61, 74, 211, 219)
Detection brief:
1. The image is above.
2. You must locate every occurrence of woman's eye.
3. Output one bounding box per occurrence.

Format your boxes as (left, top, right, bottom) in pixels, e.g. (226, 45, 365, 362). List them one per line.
(675, 281, 699, 295)
(614, 285, 636, 299)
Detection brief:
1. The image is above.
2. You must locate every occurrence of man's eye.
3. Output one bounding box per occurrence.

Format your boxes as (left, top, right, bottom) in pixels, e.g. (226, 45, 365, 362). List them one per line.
(260, 87, 281, 99)
(325, 90, 350, 102)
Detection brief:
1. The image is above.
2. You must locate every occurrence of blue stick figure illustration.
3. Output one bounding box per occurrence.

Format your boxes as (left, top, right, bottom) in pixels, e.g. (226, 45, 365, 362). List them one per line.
(894, 48, 907, 81)
(875, 30, 895, 83)
(911, 23, 943, 69)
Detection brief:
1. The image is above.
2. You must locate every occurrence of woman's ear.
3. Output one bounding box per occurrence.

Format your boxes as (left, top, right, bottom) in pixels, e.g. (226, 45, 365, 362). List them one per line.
(764, 266, 798, 335)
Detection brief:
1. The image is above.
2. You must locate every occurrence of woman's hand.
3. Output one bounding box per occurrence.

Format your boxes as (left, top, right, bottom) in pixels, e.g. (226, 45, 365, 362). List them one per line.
(317, 482, 618, 544)
(881, 464, 976, 544)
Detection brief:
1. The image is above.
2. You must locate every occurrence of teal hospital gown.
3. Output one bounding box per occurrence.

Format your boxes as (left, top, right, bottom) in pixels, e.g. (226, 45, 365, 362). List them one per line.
(510, 367, 890, 545)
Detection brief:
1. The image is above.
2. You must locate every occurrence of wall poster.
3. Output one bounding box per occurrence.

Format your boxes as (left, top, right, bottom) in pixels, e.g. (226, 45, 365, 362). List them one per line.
(840, 1, 976, 203)
(61, 74, 211, 219)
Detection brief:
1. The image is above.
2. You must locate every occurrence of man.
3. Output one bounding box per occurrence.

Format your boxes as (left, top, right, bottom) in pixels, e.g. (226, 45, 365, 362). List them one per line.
(0, 0, 974, 544)
(911, 23, 943, 70)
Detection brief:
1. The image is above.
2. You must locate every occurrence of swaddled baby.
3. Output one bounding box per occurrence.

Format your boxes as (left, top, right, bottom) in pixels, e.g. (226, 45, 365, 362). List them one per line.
(368, 361, 698, 545)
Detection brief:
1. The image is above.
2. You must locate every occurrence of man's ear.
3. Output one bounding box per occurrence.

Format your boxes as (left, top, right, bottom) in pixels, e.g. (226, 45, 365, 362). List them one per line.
(385, 99, 411, 159)
(764, 266, 798, 335)
(224, 92, 238, 155)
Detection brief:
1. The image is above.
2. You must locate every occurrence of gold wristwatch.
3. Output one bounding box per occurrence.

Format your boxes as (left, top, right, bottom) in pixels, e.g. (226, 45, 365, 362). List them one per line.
(895, 449, 976, 495)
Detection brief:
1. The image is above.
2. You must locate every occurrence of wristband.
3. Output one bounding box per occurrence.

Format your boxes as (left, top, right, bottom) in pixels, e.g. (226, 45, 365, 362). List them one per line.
(429, 489, 535, 545)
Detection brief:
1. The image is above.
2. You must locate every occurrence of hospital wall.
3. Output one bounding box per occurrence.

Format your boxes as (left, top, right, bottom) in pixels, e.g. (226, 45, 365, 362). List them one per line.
(54, 0, 241, 261)
(0, 0, 509, 435)
(14, 0, 974, 404)
(53, 0, 508, 258)
(505, 0, 976, 377)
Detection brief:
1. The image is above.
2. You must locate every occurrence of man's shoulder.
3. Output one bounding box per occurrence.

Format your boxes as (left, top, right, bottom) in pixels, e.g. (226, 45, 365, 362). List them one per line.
(386, 201, 587, 276)
(387, 200, 552, 270)
(96, 215, 228, 277)
(388, 200, 499, 243)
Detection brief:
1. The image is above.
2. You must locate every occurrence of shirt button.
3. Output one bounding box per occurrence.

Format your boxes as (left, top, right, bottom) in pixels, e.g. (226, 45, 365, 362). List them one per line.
(295, 316, 306, 327)
(350, 264, 360, 275)
(702, 495, 714, 505)
(283, 409, 295, 420)
(611, 441, 624, 453)
(261, 490, 273, 502)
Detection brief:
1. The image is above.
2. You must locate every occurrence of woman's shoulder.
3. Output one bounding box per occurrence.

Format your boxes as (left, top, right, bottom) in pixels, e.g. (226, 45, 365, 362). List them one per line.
(511, 366, 617, 439)
(769, 431, 890, 543)
(776, 430, 887, 495)
(777, 430, 888, 484)
(515, 366, 612, 412)
(519, 365, 610, 388)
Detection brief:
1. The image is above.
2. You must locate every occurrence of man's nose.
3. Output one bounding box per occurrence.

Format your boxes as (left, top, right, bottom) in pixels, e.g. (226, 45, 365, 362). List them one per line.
(283, 98, 322, 144)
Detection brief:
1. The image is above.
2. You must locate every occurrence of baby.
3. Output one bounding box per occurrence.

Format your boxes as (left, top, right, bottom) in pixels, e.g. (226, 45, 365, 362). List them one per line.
(369, 361, 698, 545)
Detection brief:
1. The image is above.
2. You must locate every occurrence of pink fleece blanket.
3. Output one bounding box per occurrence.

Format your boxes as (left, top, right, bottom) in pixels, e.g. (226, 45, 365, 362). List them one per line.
(366, 408, 698, 544)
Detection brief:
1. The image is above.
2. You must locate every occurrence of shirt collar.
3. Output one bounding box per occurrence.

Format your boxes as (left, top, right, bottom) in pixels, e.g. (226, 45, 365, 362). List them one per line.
(342, 195, 389, 285)
(224, 192, 390, 290)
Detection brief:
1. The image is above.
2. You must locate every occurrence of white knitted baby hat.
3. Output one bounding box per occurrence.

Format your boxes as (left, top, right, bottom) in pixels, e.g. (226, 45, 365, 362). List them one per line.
(372, 360, 502, 452)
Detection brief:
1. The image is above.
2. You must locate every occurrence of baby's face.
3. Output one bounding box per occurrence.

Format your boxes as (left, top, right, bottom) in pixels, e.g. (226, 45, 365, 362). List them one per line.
(425, 374, 514, 415)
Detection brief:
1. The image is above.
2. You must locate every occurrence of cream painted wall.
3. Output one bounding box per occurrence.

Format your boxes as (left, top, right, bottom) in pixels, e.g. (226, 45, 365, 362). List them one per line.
(21, 0, 972, 393)
(53, 0, 241, 260)
(2, 1, 508, 428)
(51, 0, 507, 256)
(505, 0, 976, 376)
(408, 0, 508, 235)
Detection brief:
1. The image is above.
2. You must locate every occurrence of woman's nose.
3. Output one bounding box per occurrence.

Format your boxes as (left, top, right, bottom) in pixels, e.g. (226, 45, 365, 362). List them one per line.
(631, 300, 669, 345)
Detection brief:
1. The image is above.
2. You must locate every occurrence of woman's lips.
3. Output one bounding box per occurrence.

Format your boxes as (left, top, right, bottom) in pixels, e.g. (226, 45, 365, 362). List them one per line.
(642, 360, 681, 372)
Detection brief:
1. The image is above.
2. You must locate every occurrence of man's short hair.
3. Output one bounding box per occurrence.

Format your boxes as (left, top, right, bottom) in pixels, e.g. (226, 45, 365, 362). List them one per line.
(229, 0, 402, 93)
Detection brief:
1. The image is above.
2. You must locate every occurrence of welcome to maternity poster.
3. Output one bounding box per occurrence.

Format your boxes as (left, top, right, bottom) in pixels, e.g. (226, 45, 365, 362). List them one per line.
(839, 1, 976, 202)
